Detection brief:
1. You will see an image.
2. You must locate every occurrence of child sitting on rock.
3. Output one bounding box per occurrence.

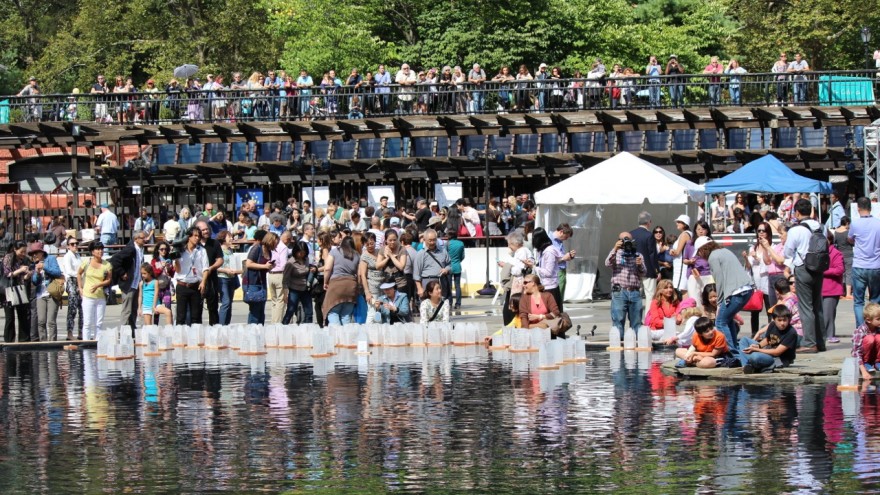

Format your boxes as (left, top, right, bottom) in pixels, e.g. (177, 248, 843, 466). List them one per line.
(739, 304, 798, 374)
(664, 304, 703, 348)
(674, 317, 729, 369)
(852, 302, 880, 380)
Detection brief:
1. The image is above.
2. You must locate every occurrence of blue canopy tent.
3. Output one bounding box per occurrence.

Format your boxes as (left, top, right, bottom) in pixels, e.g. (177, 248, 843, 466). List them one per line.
(704, 155, 832, 194)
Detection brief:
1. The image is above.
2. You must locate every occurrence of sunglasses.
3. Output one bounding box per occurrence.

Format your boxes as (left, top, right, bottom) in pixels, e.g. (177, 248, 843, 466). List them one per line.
(69, 242, 78, 246)
(757, 229, 767, 233)
(158, 248, 168, 252)
(653, 230, 663, 234)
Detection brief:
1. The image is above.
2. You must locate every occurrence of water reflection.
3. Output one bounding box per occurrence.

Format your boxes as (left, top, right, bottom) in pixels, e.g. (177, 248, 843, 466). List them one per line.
(1, 348, 879, 493)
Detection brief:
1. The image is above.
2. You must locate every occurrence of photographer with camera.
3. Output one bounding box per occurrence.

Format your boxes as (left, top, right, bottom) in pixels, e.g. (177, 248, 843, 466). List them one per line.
(605, 232, 647, 340)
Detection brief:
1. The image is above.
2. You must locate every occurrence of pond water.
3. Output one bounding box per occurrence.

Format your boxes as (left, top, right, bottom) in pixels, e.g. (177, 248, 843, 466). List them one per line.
(1, 347, 879, 494)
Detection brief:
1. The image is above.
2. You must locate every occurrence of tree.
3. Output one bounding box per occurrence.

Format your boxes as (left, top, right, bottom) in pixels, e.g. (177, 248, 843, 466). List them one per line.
(727, 0, 879, 70)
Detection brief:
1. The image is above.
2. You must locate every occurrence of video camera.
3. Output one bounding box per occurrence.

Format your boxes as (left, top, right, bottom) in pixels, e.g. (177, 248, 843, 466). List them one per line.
(621, 236, 636, 257)
(165, 237, 188, 261)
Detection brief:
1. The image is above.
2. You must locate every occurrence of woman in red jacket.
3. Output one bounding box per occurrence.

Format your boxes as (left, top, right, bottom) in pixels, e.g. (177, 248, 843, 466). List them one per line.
(518, 274, 560, 329)
(646, 279, 682, 340)
(822, 233, 845, 344)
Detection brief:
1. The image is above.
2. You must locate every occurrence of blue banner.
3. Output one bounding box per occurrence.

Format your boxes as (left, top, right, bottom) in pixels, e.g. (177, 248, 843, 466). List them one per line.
(235, 188, 264, 216)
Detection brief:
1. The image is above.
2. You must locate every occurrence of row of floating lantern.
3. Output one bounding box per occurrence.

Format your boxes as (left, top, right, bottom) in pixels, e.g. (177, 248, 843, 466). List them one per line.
(98, 321, 498, 361)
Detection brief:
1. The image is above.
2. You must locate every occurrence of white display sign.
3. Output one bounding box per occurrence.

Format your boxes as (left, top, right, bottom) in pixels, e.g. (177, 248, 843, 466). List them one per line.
(851, 202, 880, 220)
(368, 185, 395, 208)
(434, 182, 462, 208)
(303, 187, 330, 209)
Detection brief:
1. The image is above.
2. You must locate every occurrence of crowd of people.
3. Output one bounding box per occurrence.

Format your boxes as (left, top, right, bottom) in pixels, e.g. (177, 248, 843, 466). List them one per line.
(0, 193, 541, 343)
(13, 52, 825, 124)
(6, 185, 880, 381)
(586, 191, 880, 377)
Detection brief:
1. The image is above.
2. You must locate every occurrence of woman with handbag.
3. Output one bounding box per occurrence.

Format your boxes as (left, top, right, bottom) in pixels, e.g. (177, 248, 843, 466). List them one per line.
(217, 232, 241, 325)
(282, 241, 313, 324)
(532, 227, 573, 313)
(822, 232, 845, 344)
(518, 274, 560, 329)
(30, 241, 64, 341)
(3, 240, 33, 342)
(744, 221, 773, 336)
(61, 236, 83, 340)
(78, 241, 112, 340)
(419, 280, 449, 323)
(243, 232, 277, 325)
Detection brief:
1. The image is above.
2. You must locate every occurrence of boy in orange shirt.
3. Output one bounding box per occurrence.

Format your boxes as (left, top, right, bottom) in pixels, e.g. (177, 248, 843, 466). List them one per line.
(674, 317, 729, 369)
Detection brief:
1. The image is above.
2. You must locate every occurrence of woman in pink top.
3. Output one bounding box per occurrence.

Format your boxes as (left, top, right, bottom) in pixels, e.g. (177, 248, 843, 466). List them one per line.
(822, 233, 845, 343)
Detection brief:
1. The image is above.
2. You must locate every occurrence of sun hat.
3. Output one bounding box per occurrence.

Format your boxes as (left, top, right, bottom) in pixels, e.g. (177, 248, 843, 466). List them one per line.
(380, 281, 396, 290)
(674, 214, 691, 227)
(27, 241, 46, 256)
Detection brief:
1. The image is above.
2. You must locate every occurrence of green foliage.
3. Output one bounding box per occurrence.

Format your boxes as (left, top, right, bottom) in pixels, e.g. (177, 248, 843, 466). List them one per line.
(727, 0, 880, 70)
(0, 0, 876, 93)
(265, 0, 389, 75)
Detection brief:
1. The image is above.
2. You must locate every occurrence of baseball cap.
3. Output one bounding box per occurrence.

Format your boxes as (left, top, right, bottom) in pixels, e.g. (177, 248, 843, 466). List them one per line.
(693, 236, 711, 253)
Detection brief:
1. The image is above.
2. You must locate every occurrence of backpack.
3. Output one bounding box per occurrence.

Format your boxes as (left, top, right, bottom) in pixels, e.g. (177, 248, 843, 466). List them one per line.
(793, 223, 829, 273)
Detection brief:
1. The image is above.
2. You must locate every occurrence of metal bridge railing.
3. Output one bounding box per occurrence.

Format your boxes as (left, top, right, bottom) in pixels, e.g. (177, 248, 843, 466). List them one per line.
(1, 70, 877, 125)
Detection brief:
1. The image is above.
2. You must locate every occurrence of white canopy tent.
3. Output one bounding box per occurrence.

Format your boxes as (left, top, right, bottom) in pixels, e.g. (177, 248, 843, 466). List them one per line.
(534, 152, 705, 301)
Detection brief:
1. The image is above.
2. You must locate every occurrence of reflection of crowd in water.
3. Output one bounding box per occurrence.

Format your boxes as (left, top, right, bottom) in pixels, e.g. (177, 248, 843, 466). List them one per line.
(1, 348, 878, 491)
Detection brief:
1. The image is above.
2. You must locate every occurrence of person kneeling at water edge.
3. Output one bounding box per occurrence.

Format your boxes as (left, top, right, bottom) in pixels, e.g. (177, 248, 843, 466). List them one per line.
(374, 281, 412, 324)
(851, 302, 880, 380)
(674, 317, 732, 369)
(739, 304, 798, 374)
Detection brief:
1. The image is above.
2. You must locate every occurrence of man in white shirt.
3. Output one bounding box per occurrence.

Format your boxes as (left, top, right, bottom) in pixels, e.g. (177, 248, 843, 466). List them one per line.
(783, 198, 825, 353)
(95, 203, 119, 245)
(302, 200, 314, 225)
(258, 203, 272, 230)
(174, 226, 210, 325)
(787, 53, 810, 104)
(468, 63, 487, 113)
(395, 64, 417, 113)
(163, 213, 181, 242)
